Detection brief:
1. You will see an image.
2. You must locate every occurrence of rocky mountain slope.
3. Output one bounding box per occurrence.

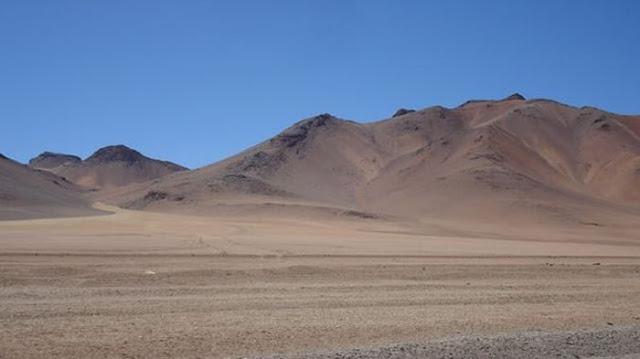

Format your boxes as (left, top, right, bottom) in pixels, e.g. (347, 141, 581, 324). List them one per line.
(103, 94, 640, 227)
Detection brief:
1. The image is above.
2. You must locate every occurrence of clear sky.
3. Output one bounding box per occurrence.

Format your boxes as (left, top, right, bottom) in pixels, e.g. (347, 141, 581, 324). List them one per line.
(1, 1, 639, 168)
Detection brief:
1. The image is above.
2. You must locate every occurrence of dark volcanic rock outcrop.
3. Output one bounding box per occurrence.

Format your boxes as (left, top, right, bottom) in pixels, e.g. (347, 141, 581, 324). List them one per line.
(85, 145, 145, 164)
(392, 108, 416, 117)
(272, 114, 338, 149)
(504, 93, 526, 101)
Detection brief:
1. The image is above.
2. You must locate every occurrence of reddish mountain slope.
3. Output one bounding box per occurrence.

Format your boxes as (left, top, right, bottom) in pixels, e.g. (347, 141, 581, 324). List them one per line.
(103, 95, 640, 228)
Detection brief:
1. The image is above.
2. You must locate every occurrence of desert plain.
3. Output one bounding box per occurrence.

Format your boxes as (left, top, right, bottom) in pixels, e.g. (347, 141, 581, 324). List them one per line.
(1, 203, 640, 358)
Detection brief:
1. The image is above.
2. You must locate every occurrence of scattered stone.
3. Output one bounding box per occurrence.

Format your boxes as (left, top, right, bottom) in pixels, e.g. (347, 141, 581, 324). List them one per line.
(599, 123, 611, 131)
(283, 326, 640, 359)
(143, 191, 169, 201)
(580, 221, 602, 227)
(229, 151, 287, 175)
(340, 210, 378, 220)
(124, 190, 187, 209)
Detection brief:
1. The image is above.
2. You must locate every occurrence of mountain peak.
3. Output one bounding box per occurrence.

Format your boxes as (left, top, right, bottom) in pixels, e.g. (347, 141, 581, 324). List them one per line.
(272, 114, 340, 149)
(504, 93, 526, 101)
(86, 145, 145, 164)
(29, 151, 82, 169)
(307, 113, 337, 126)
(392, 108, 416, 118)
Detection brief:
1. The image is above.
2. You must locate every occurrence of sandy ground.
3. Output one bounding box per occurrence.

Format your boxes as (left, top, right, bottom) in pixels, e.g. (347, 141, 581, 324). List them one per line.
(1, 203, 639, 257)
(1, 255, 640, 358)
(1, 208, 640, 358)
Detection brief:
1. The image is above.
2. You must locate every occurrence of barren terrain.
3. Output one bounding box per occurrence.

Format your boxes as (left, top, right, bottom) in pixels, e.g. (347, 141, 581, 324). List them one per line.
(1, 207, 640, 358)
(2, 95, 640, 357)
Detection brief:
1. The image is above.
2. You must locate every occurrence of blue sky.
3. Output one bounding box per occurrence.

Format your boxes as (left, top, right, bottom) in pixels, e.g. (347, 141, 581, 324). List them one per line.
(1, 1, 639, 168)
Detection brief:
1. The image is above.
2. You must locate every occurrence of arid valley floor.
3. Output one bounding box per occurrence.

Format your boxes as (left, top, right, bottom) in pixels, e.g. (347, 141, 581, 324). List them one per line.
(1, 205, 640, 358)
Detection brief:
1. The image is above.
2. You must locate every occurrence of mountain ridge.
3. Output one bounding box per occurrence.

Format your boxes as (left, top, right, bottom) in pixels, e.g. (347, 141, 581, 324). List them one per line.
(29, 144, 187, 190)
(4, 94, 639, 224)
(97, 95, 639, 228)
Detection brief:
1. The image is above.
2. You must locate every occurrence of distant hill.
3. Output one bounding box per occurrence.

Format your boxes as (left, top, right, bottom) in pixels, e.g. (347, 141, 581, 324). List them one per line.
(29, 152, 81, 169)
(29, 145, 187, 189)
(0, 154, 103, 220)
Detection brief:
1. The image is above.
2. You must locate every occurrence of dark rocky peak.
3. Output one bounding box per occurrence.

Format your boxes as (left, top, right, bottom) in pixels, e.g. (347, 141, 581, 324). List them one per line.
(392, 108, 416, 118)
(460, 94, 526, 107)
(272, 113, 339, 148)
(459, 99, 485, 107)
(298, 113, 338, 128)
(0, 153, 6, 160)
(29, 151, 82, 168)
(85, 145, 146, 164)
(503, 93, 526, 101)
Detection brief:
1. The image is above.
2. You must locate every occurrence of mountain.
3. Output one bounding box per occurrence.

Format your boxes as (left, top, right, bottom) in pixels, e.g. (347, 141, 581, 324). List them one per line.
(103, 94, 640, 228)
(29, 152, 81, 169)
(29, 145, 187, 189)
(0, 154, 103, 220)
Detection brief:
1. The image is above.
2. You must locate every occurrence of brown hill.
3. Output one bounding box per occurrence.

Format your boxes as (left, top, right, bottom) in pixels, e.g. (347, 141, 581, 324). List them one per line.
(29, 152, 81, 169)
(0, 154, 103, 220)
(30, 145, 187, 190)
(104, 95, 640, 228)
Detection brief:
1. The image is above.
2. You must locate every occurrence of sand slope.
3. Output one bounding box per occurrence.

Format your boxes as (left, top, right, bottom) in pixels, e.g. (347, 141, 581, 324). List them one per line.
(0, 154, 103, 219)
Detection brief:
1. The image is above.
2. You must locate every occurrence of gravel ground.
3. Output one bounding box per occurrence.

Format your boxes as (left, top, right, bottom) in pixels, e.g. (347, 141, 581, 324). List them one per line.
(2, 255, 640, 358)
(285, 326, 640, 359)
